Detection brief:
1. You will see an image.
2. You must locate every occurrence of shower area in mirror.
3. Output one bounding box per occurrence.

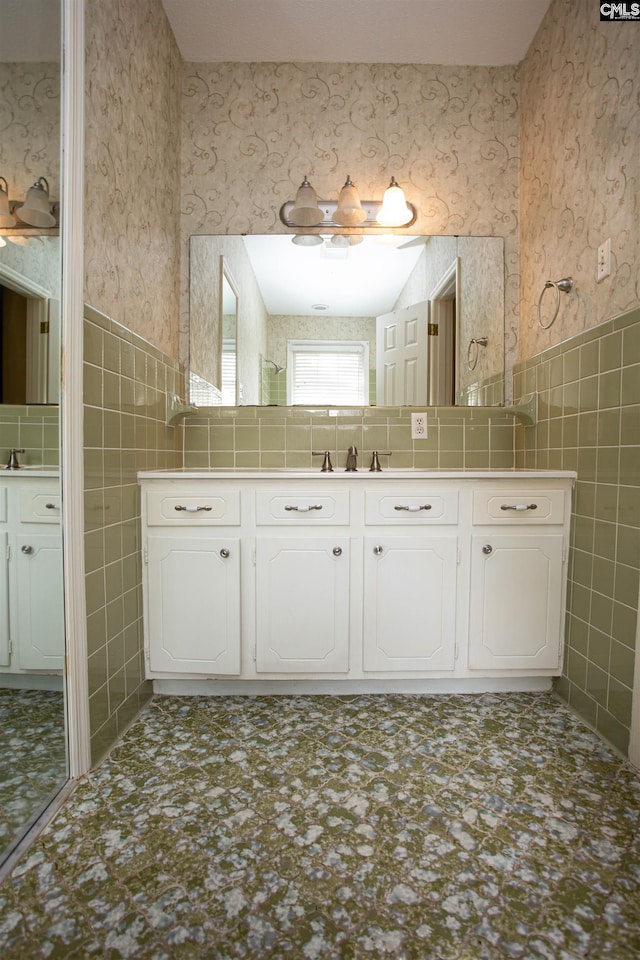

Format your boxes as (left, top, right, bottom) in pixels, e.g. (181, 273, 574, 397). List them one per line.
(0, 0, 67, 869)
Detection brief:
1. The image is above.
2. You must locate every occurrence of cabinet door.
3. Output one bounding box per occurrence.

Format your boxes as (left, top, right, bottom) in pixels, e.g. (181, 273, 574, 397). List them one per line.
(14, 532, 64, 670)
(469, 534, 564, 670)
(0, 532, 9, 667)
(146, 536, 240, 675)
(256, 537, 350, 673)
(363, 536, 458, 672)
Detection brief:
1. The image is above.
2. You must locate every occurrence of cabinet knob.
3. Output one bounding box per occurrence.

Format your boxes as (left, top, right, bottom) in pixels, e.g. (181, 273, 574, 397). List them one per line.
(373, 545, 384, 556)
(482, 544, 493, 555)
(21, 544, 34, 555)
(220, 548, 230, 559)
(332, 546, 342, 557)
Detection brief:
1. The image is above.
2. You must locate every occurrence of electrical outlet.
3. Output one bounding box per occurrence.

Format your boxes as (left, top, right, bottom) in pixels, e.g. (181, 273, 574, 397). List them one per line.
(597, 238, 611, 282)
(411, 412, 428, 439)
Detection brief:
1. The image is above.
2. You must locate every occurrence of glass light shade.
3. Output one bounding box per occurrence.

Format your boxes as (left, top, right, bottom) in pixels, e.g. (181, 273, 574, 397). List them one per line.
(0, 177, 16, 228)
(376, 177, 413, 226)
(292, 233, 323, 247)
(15, 177, 56, 228)
(333, 176, 366, 226)
(289, 176, 324, 227)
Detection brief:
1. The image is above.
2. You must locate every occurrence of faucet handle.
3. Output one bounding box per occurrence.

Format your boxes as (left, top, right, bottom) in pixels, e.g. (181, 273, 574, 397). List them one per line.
(369, 450, 392, 472)
(312, 450, 334, 472)
(7, 448, 25, 469)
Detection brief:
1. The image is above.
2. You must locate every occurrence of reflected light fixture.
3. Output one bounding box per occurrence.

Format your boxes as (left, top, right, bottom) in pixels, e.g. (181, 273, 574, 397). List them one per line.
(15, 177, 57, 228)
(291, 233, 324, 247)
(289, 176, 324, 227)
(376, 177, 413, 227)
(0, 177, 16, 227)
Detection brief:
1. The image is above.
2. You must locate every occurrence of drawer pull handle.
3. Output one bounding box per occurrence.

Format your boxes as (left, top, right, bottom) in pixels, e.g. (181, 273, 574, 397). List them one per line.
(220, 548, 230, 559)
(394, 504, 432, 512)
(332, 547, 342, 557)
(174, 505, 213, 513)
(284, 504, 323, 512)
(482, 544, 493, 555)
(500, 503, 538, 512)
(45, 502, 61, 510)
(21, 544, 34, 555)
(373, 545, 384, 556)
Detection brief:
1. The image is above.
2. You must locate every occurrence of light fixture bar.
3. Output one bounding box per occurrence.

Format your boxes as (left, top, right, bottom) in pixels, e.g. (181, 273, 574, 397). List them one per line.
(279, 198, 417, 230)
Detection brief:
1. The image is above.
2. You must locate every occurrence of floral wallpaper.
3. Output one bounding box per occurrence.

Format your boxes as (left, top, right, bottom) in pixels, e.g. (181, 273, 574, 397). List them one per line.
(180, 62, 521, 388)
(519, 0, 640, 358)
(84, 0, 182, 360)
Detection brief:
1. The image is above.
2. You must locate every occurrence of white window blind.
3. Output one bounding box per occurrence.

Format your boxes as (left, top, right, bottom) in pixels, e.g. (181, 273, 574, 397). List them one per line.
(288, 340, 369, 405)
(220, 344, 236, 405)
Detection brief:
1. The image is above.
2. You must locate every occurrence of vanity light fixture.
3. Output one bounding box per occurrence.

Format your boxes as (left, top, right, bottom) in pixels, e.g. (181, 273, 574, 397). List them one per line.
(0, 177, 16, 228)
(376, 177, 413, 227)
(15, 177, 57, 228)
(280, 175, 417, 230)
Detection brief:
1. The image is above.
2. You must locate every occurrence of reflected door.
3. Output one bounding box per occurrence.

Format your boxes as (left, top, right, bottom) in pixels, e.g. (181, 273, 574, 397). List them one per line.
(376, 301, 428, 405)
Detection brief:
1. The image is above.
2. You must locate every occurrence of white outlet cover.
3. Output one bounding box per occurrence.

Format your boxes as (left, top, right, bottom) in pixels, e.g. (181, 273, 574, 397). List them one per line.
(411, 412, 428, 438)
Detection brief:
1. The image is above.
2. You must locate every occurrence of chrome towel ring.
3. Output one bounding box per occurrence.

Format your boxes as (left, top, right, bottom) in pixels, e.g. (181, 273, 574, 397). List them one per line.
(467, 336, 488, 371)
(537, 277, 573, 329)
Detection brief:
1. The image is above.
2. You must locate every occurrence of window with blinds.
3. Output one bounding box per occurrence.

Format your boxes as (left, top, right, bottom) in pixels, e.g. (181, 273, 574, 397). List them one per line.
(287, 340, 369, 405)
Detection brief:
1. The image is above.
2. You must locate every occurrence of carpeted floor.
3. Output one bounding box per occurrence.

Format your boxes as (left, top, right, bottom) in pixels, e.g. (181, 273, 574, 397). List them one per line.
(0, 692, 639, 959)
(0, 688, 67, 862)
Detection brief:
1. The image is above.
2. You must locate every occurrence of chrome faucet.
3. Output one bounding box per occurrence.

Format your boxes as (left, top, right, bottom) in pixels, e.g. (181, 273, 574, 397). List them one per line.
(7, 448, 25, 469)
(345, 445, 358, 472)
(369, 450, 392, 472)
(312, 450, 334, 472)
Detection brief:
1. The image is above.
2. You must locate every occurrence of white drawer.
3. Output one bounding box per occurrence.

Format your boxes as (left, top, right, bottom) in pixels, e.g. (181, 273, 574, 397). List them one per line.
(20, 488, 62, 523)
(472, 489, 565, 524)
(0, 487, 5, 522)
(146, 488, 240, 525)
(365, 490, 458, 525)
(256, 490, 350, 525)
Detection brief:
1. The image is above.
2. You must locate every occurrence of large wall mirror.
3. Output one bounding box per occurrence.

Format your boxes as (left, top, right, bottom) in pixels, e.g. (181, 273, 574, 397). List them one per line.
(189, 234, 505, 408)
(0, 0, 67, 869)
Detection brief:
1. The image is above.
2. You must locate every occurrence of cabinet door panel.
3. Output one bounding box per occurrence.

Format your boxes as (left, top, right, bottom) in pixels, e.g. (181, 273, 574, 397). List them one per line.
(256, 537, 349, 673)
(363, 536, 457, 671)
(469, 534, 564, 670)
(15, 533, 64, 670)
(147, 536, 240, 674)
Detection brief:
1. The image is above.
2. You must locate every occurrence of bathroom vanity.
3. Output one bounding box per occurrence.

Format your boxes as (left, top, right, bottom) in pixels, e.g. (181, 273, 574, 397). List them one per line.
(139, 470, 575, 693)
(0, 471, 64, 678)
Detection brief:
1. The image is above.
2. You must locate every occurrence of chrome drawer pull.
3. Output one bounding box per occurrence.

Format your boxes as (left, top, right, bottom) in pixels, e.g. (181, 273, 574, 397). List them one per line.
(45, 502, 61, 510)
(332, 547, 342, 557)
(21, 544, 34, 555)
(220, 548, 230, 559)
(174, 505, 213, 512)
(284, 504, 323, 512)
(394, 504, 432, 512)
(500, 503, 538, 512)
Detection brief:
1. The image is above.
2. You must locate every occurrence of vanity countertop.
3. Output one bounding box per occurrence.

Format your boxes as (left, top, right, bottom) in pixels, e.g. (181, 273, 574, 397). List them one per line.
(0, 468, 59, 478)
(138, 468, 577, 481)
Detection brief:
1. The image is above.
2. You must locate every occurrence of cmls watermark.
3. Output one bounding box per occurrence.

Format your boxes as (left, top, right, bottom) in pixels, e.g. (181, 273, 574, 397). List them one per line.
(600, 2, 640, 19)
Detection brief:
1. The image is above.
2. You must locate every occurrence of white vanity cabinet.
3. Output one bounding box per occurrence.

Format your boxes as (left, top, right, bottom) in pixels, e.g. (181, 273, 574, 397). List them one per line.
(468, 488, 567, 671)
(1, 475, 64, 674)
(139, 470, 574, 691)
(143, 486, 241, 674)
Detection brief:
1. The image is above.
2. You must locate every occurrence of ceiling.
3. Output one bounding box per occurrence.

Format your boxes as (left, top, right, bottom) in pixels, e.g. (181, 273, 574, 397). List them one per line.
(161, 0, 552, 66)
(242, 234, 425, 317)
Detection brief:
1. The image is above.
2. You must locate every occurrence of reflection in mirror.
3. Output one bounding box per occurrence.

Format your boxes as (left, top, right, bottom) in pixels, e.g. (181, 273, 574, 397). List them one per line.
(0, 0, 66, 868)
(189, 235, 505, 407)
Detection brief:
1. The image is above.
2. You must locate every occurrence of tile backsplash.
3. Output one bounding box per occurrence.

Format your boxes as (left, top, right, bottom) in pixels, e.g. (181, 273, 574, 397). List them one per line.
(515, 306, 639, 754)
(0, 406, 59, 468)
(183, 405, 516, 472)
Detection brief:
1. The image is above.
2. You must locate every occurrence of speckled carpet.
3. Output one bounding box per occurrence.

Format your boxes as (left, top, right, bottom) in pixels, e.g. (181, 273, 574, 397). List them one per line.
(0, 688, 66, 861)
(0, 693, 639, 959)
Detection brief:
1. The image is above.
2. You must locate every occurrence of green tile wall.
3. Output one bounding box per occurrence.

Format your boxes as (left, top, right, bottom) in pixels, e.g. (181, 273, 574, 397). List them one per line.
(0, 406, 59, 468)
(515, 306, 640, 755)
(183, 405, 516, 472)
(83, 305, 184, 764)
